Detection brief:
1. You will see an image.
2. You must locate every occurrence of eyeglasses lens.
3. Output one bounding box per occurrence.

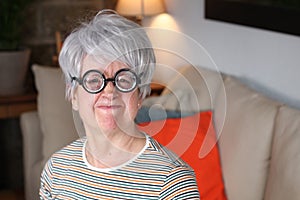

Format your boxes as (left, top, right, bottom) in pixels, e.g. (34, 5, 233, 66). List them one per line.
(116, 71, 137, 91)
(83, 72, 104, 92)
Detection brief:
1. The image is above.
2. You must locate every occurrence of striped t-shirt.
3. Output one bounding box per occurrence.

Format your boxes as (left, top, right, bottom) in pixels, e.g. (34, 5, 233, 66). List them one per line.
(40, 136, 200, 199)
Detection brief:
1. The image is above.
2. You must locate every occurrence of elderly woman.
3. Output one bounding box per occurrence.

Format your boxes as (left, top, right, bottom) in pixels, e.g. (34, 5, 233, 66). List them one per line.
(40, 10, 199, 199)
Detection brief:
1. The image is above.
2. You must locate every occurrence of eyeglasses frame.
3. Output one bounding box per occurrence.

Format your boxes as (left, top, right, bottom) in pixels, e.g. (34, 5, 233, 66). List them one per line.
(71, 68, 141, 94)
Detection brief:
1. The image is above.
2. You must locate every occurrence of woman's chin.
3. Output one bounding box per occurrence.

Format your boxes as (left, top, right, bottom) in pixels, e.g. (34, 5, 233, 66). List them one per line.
(96, 117, 117, 130)
(94, 109, 135, 134)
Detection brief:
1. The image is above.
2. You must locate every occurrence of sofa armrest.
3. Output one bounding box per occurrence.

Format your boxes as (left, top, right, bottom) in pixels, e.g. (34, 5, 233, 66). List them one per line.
(20, 110, 43, 169)
(20, 111, 43, 199)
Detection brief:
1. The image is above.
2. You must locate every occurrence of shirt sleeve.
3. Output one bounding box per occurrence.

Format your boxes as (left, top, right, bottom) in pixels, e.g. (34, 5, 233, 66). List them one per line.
(160, 166, 200, 199)
(39, 158, 54, 199)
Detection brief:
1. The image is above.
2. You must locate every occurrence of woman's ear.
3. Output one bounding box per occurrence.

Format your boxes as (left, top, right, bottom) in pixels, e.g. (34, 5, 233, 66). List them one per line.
(137, 97, 143, 109)
(72, 95, 79, 111)
(71, 89, 79, 111)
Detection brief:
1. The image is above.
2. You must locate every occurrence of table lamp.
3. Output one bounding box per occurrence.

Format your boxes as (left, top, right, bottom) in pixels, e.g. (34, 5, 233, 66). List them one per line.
(116, 0, 165, 24)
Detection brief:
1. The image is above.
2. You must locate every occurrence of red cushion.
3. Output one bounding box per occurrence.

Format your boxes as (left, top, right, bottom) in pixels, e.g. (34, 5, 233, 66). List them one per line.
(138, 111, 227, 200)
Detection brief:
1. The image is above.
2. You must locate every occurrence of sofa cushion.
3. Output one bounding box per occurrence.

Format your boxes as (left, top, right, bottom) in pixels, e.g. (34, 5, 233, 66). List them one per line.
(138, 111, 227, 200)
(135, 105, 195, 123)
(216, 76, 282, 200)
(143, 65, 224, 112)
(264, 105, 300, 200)
(32, 65, 78, 165)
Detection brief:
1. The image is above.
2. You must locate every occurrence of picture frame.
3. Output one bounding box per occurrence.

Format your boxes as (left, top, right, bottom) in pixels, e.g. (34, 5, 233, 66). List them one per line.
(205, 0, 300, 36)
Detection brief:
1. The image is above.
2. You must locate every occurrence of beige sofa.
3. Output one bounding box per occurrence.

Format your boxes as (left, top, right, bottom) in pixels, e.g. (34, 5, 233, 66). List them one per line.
(21, 64, 300, 200)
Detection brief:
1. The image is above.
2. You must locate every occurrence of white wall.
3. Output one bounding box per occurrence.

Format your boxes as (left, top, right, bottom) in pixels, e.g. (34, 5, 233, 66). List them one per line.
(145, 0, 300, 109)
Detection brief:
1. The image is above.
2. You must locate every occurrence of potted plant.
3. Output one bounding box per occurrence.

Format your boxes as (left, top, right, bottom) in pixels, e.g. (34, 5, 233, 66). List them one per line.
(0, 0, 34, 96)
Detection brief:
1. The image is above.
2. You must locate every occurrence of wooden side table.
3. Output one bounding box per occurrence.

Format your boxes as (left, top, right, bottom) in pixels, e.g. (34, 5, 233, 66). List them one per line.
(0, 93, 37, 119)
(0, 93, 37, 190)
(150, 83, 165, 96)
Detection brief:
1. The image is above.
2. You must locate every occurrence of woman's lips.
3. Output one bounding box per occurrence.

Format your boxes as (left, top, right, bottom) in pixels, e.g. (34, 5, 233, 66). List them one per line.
(96, 104, 122, 110)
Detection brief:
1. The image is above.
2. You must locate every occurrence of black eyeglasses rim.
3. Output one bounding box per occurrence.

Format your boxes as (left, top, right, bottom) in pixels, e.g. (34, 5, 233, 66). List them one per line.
(71, 68, 141, 94)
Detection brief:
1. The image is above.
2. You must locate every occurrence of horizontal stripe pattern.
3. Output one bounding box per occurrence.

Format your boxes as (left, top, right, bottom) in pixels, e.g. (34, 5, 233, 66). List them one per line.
(40, 136, 200, 199)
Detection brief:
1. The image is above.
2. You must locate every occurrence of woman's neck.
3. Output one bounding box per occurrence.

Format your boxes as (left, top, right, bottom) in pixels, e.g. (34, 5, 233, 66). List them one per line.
(84, 126, 146, 168)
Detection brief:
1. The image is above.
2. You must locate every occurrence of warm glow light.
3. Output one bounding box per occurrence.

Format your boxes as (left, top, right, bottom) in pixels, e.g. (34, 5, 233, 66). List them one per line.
(149, 13, 179, 31)
(116, 0, 165, 17)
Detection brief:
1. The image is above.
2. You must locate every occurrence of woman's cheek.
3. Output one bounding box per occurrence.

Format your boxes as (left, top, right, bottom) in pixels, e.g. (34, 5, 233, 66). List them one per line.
(78, 94, 98, 128)
(126, 91, 141, 121)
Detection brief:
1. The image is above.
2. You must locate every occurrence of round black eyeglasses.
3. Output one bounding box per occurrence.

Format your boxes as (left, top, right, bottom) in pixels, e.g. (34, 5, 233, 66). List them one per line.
(71, 68, 141, 94)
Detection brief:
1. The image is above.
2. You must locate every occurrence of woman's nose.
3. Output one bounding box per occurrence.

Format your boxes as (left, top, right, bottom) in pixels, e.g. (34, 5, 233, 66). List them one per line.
(103, 81, 115, 94)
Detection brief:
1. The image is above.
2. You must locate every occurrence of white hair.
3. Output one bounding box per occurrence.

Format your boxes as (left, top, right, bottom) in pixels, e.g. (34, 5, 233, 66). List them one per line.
(59, 9, 156, 100)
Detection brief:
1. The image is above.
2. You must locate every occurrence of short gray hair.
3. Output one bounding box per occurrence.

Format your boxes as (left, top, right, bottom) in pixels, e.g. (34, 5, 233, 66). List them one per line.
(59, 9, 156, 100)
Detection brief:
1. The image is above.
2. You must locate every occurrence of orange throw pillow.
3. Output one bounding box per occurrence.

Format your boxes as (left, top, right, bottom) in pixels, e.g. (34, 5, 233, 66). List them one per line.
(138, 111, 227, 200)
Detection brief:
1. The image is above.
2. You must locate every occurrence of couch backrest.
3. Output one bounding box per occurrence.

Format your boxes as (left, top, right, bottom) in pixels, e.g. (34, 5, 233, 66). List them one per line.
(215, 76, 282, 200)
(32, 64, 78, 165)
(161, 65, 226, 111)
(264, 105, 300, 200)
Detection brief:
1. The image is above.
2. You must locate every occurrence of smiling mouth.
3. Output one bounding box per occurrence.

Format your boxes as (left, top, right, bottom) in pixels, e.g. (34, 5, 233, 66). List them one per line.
(97, 105, 122, 110)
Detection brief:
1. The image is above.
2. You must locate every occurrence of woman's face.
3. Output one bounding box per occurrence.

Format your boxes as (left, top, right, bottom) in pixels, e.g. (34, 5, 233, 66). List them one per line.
(72, 55, 142, 134)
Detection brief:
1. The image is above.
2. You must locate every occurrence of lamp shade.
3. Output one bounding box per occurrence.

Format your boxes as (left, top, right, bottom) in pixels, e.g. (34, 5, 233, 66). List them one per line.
(116, 0, 165, 17)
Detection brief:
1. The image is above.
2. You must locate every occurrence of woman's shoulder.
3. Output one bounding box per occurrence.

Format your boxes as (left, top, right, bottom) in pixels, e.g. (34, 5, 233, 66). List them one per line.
(144, 136, 192, 170)
(50, 137, 85, 162)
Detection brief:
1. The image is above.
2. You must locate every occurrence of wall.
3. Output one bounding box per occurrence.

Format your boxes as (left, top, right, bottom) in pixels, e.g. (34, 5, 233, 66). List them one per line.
(146, 0, 300, 109)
